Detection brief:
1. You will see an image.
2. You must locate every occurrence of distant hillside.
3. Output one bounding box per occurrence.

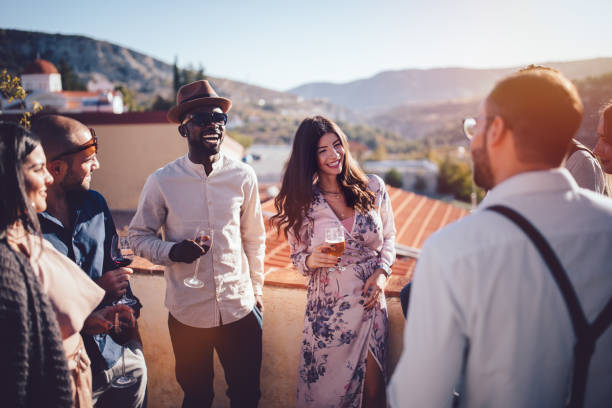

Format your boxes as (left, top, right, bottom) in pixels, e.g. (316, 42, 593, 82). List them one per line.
(290, 59, 612, 113)
(0, 28, 360, 138)
(4, 28, 608, 155)
(371, 71, 612, 152)
(371, 98, 480, 144)
(0, 28, 173, 99)
(0, 29, 351, 112)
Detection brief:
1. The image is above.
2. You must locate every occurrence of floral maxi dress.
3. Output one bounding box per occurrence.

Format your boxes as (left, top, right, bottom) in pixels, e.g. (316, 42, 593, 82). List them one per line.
(289, 174, 396, 407)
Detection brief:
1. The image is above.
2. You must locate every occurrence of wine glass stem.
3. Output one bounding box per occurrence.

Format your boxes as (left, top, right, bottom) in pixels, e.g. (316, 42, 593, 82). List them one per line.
(191, 257, 202, 280)
(121, 345, 127, 376)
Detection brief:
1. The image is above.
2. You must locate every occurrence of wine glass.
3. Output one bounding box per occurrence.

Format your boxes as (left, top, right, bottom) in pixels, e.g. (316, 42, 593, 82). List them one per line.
(324, 224, 345, 272)
(111, 235, 137, 306)
(110, 312, 138, 389)
(184, 227, 213, 288)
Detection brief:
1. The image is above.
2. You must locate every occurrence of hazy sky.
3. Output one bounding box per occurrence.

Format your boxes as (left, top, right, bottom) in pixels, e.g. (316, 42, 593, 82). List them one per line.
(2, 0, 611, 91)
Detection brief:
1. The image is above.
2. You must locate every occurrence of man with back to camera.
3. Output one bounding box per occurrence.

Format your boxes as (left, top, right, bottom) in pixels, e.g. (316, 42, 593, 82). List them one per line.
(31, 114, 148, 408)
(520, 64, 606, 194)
(397, 66, 607, 321)
(388, 67, 612, 407)
(129, 80, 266, 408)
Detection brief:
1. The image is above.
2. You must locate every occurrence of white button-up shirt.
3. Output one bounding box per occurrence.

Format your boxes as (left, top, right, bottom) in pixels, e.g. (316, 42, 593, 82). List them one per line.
(389, 169, 612, 407)
(129, 153, 266, 328)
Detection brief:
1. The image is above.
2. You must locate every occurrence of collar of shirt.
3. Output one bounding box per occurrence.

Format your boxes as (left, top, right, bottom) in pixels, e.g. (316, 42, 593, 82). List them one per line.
(182, 152, 225, 178)
(478, 168, 578, 210)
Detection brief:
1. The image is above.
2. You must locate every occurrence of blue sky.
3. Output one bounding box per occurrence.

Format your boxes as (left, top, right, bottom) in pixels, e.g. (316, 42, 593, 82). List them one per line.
(2, 0, 611, 91)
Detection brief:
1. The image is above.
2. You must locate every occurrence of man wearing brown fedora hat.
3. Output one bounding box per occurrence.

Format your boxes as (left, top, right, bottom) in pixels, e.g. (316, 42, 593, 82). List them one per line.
(129, 80, 266, 408)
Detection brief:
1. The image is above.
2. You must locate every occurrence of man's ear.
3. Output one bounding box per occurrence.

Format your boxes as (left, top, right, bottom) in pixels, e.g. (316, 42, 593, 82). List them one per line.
(487, 116, 509, 147)
(47, 159, 67, 180)
(178, 125, 187, 137)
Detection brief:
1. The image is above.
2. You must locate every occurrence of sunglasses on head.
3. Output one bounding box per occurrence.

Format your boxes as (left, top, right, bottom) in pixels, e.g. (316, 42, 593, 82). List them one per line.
(182, 112, 228, 127)
(51, 128, 98, 161)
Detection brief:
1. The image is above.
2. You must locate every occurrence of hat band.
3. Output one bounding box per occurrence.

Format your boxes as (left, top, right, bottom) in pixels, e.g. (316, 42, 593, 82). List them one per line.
(180, 93, 216, 105)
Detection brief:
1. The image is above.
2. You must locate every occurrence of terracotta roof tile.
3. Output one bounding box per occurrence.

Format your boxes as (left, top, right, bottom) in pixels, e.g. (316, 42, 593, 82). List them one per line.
(124, 185, 467, 297)
(59, 91, 106, 97)
(23, 59, 58, 74)
(260, 186, 468, 297)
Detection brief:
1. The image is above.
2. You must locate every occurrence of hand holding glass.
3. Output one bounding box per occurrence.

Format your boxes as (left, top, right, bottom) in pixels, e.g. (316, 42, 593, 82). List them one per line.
(110, 235, 137, 306)
(110, 311, 137, 389)
(184, 228, 213, 288)
(324, 225, 345, 271)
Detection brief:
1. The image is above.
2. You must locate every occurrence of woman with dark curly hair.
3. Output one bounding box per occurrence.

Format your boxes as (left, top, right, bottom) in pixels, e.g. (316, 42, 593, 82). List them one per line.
(271, 116, 396, 407)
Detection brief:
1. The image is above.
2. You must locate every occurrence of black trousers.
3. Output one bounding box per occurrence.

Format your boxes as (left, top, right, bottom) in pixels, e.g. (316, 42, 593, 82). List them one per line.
(168, 308, 263, 408)
(400, 282, 412, 318)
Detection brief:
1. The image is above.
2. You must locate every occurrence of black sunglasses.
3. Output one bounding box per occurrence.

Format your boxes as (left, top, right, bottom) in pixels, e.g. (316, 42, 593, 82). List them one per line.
(182, 112, 228, 127)
(51, 128, 98, 161)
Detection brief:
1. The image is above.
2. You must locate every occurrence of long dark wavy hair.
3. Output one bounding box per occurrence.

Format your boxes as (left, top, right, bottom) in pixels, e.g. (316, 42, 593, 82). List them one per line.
(0, 122, 42, 239)
(271, 116, 375, 240)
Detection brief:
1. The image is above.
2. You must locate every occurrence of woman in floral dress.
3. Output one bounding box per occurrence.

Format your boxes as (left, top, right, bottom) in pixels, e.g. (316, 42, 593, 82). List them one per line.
(271, 116, 396, 407)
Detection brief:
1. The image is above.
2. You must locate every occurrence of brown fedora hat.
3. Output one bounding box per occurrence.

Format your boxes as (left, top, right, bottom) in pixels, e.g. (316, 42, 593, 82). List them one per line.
(167, 80, 232, 123)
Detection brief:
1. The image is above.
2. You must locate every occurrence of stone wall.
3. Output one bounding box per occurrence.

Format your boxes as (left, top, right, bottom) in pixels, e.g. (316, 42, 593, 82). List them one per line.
(133, 274, 406, 407)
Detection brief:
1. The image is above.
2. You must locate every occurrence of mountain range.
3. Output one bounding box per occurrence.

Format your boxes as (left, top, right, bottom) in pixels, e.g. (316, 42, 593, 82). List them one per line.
(0, 28, 172, 98)
(0, 29, 355, 122)
(290, 59, 612, 113)
(2, 28, 611, 150)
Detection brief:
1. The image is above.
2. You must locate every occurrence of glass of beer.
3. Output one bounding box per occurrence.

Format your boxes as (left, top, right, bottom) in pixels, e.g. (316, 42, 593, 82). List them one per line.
(324, 224, 345, 272)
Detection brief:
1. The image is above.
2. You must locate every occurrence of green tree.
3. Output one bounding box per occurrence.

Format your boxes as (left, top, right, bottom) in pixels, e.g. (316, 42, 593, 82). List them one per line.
(57, 58, 86, 91)
(0, 69, 40, 128)
(173, 56, 181, 93)
(413, 174, 427, 192)
(384, 168, 403, 188)
(173, 59, 207, 91)
(181, 64, 196, 86)
(150, 95, 174, 111)
(114, 85, 142, 112)
(436, 155, 484, 202)
(195, 63, 206, 81)
(369, 142, 387, 161)
(0, 69, 25, 101)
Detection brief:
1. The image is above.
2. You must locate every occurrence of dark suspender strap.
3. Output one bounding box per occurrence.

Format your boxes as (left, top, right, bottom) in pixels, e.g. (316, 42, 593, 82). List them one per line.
(485, 205, 609, 408)
(592, 297, 612, 340)
(486, 205, 588, 334)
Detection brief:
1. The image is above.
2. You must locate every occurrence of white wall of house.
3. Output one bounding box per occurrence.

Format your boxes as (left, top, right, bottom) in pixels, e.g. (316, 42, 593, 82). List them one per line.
(21, 73, 62, 93)
(26, 91, 67, 110)
(364, 160, 439, 194)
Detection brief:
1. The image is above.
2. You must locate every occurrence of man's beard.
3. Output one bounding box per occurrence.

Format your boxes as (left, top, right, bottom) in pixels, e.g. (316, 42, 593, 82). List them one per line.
(189, 126, 224, 156)
(472, 144, 494, 191)
(61, 172, 90, 192)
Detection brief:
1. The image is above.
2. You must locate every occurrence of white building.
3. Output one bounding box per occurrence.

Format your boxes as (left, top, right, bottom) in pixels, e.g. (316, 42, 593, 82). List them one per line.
(245, 144, 292, 183)
(363, 159, 439, 195)
(21, 59, 62, 93)
(1, 59, 124, 114)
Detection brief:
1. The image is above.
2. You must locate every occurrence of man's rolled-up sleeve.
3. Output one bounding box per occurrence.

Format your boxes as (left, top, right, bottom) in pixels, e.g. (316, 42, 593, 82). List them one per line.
(129, 174, 175, 266)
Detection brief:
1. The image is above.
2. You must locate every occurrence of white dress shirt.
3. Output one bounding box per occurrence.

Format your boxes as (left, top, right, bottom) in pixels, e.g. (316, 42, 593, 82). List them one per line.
(129, 153, 266, 328)
(388, 169, 612, 408)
